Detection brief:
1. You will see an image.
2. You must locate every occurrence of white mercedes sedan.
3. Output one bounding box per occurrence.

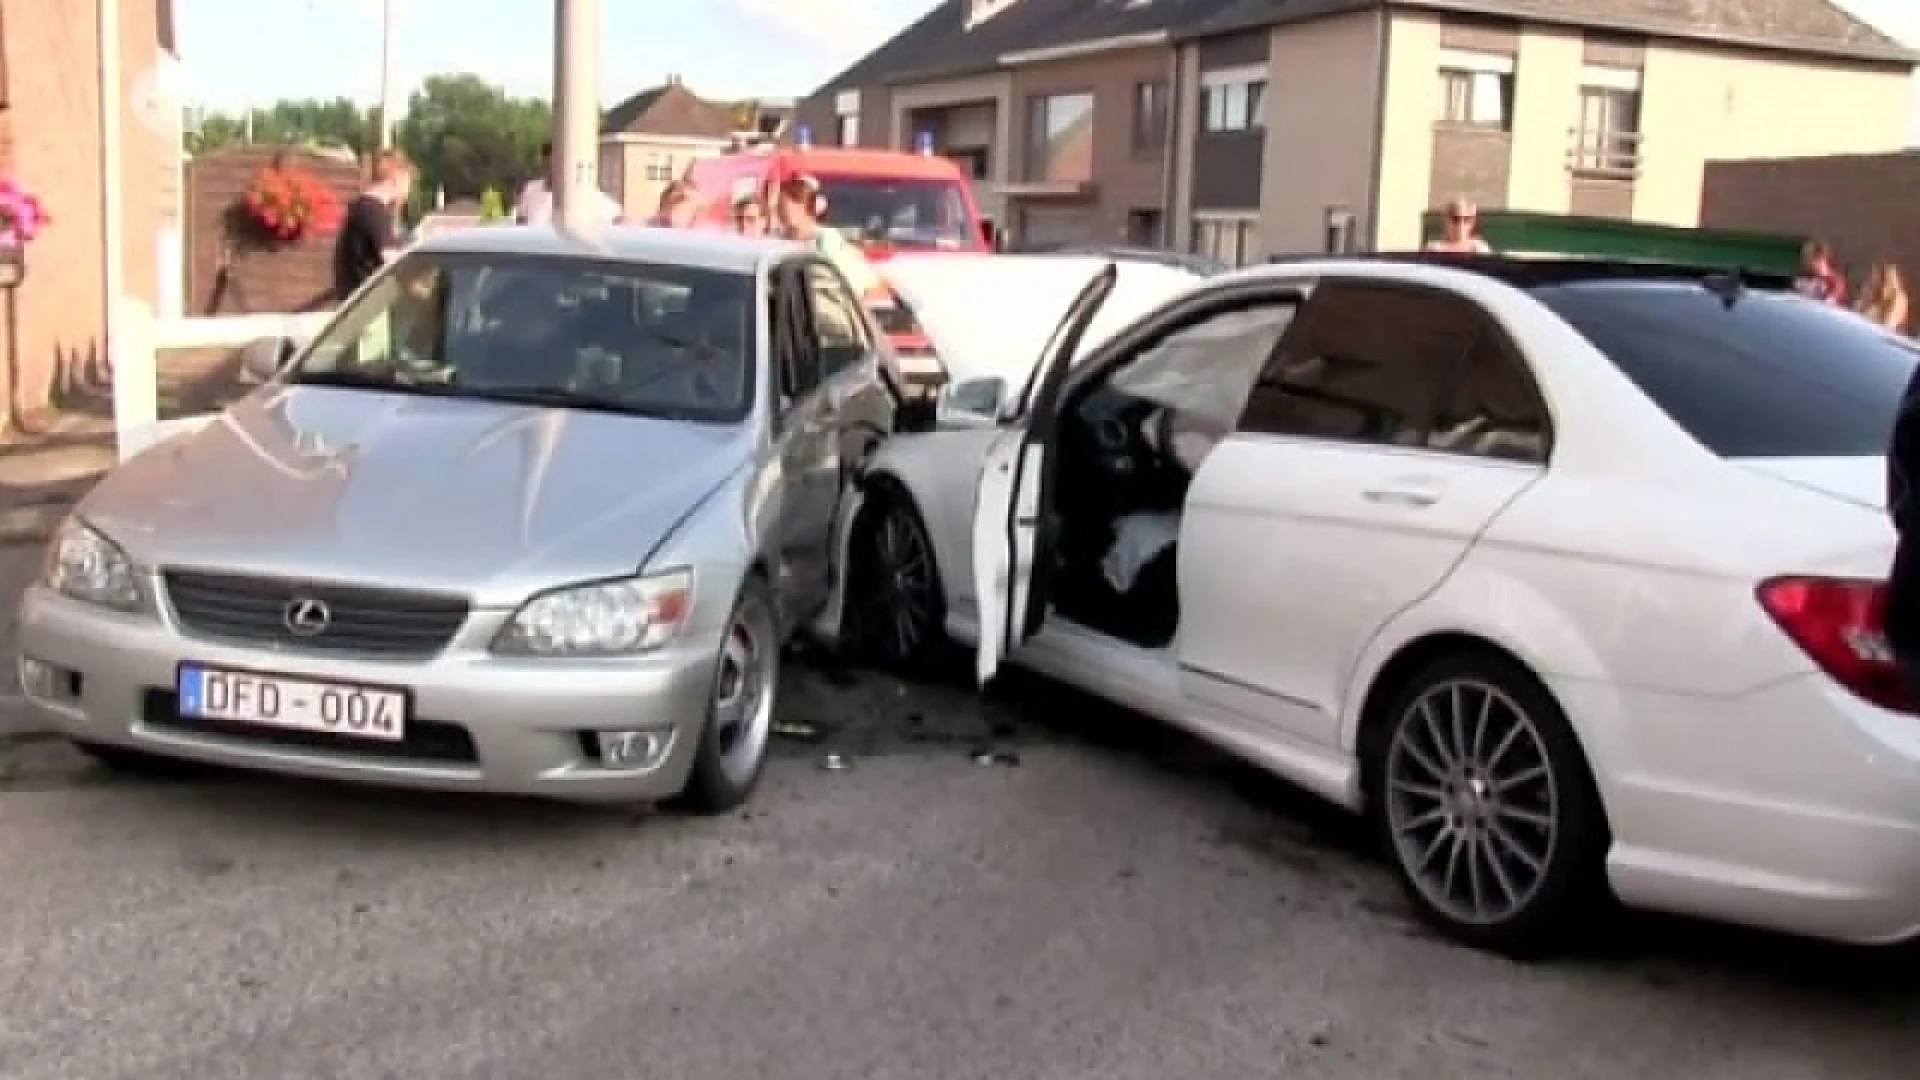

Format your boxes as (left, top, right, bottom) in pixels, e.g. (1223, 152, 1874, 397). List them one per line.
(835, 251, 1920, 956)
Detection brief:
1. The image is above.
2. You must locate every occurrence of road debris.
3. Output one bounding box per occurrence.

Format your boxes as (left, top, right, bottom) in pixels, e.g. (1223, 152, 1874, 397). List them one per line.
(969, 746, 1021, 767)
(772, 719, 824, 743)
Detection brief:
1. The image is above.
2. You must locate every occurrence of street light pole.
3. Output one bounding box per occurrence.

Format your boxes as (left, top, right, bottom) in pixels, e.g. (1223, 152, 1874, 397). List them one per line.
(376, 0, 397, 150)
(552, 0, 600, 229)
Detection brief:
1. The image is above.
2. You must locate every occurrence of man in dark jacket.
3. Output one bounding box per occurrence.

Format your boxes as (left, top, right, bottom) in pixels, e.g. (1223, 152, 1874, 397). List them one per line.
(331, 149, 413, 302)
(1886, 363, 1920, 666)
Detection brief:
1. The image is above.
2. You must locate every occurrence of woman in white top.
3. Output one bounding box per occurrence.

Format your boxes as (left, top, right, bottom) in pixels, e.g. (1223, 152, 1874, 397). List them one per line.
(1424, 197, 1492, 253)
(514, 141, 625, 225)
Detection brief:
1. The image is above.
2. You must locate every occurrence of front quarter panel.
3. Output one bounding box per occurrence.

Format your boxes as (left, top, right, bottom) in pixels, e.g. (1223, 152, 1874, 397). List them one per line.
(864, 426, 1002, 620)
(643, 453, 777, 640)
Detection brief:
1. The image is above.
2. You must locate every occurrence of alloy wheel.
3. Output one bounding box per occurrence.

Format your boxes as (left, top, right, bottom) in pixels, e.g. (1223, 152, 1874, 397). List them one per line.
(856, 502, 938, 661)
(710, 603, 774, 786)
(1383, 678, 1560, 928)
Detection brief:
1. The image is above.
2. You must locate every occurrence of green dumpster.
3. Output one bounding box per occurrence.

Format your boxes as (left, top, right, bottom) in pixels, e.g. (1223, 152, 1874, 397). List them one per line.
(1417, 210, 1804, 275)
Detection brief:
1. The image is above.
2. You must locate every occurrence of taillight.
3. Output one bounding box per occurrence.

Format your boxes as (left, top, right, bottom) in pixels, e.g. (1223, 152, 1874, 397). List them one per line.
(1756, 575, 1915, 715)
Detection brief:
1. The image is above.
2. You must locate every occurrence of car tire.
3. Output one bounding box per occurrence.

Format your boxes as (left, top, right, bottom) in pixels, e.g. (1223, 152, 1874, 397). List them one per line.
(1368, 650, 1611, 958)
(845, 487, 952, 674)
(674, 575, 779, 815)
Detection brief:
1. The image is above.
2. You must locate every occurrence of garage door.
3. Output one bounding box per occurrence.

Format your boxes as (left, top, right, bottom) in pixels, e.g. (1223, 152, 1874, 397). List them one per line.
(1018, 206, 1093, 248)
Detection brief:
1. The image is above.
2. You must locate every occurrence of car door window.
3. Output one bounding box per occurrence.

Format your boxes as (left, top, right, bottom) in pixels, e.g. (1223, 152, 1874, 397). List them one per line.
(305, 259, 443, 372)
(1239, 282, 1477, 446)
(775, 268, 824, 402)
(802, 261, 871, 377)
(1429, 323, 1553, 462)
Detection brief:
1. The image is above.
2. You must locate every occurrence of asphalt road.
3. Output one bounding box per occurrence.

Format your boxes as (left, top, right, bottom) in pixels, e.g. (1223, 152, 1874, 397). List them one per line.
(1, 646, 1915, 1080)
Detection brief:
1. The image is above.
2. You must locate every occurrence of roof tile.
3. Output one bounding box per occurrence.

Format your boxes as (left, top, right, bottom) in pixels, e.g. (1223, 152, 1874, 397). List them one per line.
(811, 0, 1909, 98)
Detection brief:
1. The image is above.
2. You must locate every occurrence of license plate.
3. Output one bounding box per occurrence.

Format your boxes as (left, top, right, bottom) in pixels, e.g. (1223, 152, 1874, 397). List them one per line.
(176, 665, 408, 742)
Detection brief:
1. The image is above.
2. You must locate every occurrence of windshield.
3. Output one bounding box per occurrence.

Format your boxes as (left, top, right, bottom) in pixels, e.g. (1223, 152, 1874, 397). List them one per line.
(816, 176, 976, 251)
(1533, 280, 1918, 459)
(290, 252, 757, 424)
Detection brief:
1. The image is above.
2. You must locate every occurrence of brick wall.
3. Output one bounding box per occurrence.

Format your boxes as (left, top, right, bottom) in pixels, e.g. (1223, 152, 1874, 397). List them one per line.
(2, 0, 108, 426)
(185, 145, 360, 316)
(1700, 152, 1920, 287)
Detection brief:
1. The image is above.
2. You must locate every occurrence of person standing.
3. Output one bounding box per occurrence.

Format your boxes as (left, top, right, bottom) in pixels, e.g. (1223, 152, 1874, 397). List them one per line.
(773, 173, 885, 303)
(332, 149, 414, 303)
(648, 181, 702, 228)
(1886, 359, 1920, 690)
(1794, 239, 1848, 305)
(1857, 260, 1910, 333)
(1424, 197, 1493, 253)
(731, 193, 769, 236)
(514, 141, 625, 225)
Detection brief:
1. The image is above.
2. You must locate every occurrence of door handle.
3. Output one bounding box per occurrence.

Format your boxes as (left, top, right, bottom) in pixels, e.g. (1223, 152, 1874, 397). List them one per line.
(1361, 478, 1444, 508)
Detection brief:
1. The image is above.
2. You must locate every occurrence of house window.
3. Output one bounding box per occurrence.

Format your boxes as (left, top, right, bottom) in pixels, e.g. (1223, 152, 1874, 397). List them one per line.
(645, 154, 675, 183)
(1200, 66, 1266, 133)
(1436, 49, 1513, 130)
(949, 146, 991, 180)
(599, 148, 624, 197)
(1025, 91, 1095, 183)
(1132, 80, 1168, 153)
(835, 89, 860, 146)
(1191, 213, 1259, 267)
(1574, 66, 1642, 173)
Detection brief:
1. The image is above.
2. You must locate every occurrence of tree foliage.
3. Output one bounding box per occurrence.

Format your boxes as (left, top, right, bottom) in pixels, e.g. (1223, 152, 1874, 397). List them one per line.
(397, 75, 551, 204)
(187, 75, 553, 219)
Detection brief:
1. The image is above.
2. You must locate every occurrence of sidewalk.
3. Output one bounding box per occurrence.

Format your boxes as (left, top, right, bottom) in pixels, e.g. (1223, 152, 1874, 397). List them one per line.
(1, 345, 246, 540)
(2, 347, 248, 738)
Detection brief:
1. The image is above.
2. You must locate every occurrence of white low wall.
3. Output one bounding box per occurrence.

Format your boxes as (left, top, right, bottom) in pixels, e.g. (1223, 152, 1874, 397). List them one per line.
(153, 311, 333, 349)
(111, 309, 332, 462)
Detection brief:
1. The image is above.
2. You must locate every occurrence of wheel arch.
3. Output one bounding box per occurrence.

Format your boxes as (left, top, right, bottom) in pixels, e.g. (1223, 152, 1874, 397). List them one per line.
(850, 457, 959, 597)
(1340, 556, 1621, 810)
(1350, 631, 1616, 843)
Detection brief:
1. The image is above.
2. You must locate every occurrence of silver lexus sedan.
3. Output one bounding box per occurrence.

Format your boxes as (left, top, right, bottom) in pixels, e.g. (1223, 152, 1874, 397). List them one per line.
(15, 226, 898, 810)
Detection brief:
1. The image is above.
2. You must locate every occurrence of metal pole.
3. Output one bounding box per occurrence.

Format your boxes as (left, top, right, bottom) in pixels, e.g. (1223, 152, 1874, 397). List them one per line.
(100, 0, 158, 450)
(553, 0, 600, 229)
(376, 0, 397, 149)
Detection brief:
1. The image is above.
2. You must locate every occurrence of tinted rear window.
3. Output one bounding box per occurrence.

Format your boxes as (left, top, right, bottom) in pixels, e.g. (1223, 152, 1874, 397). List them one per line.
(1532, 280, 1918, 458)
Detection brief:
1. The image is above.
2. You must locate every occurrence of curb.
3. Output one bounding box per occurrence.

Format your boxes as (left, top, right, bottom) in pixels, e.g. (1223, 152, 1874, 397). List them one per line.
(0, 503, 68, 548)
(0, 731, 58, 749)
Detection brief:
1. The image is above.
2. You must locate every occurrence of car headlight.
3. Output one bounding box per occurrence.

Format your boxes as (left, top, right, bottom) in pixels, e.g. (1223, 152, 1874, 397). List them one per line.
(42, 518, 145, 612)
(492, 569, 694, 656)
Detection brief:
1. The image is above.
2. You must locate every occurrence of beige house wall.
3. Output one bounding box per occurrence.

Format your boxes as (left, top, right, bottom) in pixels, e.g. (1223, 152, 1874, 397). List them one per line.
(1372, 10, 1912, 246)
(1635, 45, 1910, 225)
(603, 135, 729, 218)
(1258, 10, 1388, 257)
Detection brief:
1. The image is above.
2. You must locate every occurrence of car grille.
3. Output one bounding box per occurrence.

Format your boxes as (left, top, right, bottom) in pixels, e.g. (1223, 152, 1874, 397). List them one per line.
(142, 691, 480, 765)
(162, 569, 470, 657)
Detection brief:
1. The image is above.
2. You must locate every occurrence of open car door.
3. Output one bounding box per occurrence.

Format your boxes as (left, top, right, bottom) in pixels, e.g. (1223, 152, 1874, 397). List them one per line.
(968, 263, 1119, 684)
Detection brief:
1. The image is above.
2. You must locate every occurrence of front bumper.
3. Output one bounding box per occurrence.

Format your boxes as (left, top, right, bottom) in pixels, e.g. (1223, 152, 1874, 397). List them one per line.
(15, 584, 720, 803)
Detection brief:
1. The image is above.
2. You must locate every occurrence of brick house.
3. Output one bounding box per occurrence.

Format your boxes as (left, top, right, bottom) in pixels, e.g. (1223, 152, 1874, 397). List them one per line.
(599, 77, 791, 219)
(0, 0, 180, 429)
(795, 0, 1913, 262)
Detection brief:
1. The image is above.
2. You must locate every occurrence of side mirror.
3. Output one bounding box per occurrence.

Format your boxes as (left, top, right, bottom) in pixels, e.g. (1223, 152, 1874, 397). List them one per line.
(979, 221, 1001, 251)
(238, 335, 295, 382)
(935, 376, 1007, 429)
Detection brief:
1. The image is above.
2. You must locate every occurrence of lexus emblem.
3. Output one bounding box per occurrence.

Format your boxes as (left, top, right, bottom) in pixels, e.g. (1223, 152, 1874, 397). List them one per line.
(282, 596, 331, 636)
